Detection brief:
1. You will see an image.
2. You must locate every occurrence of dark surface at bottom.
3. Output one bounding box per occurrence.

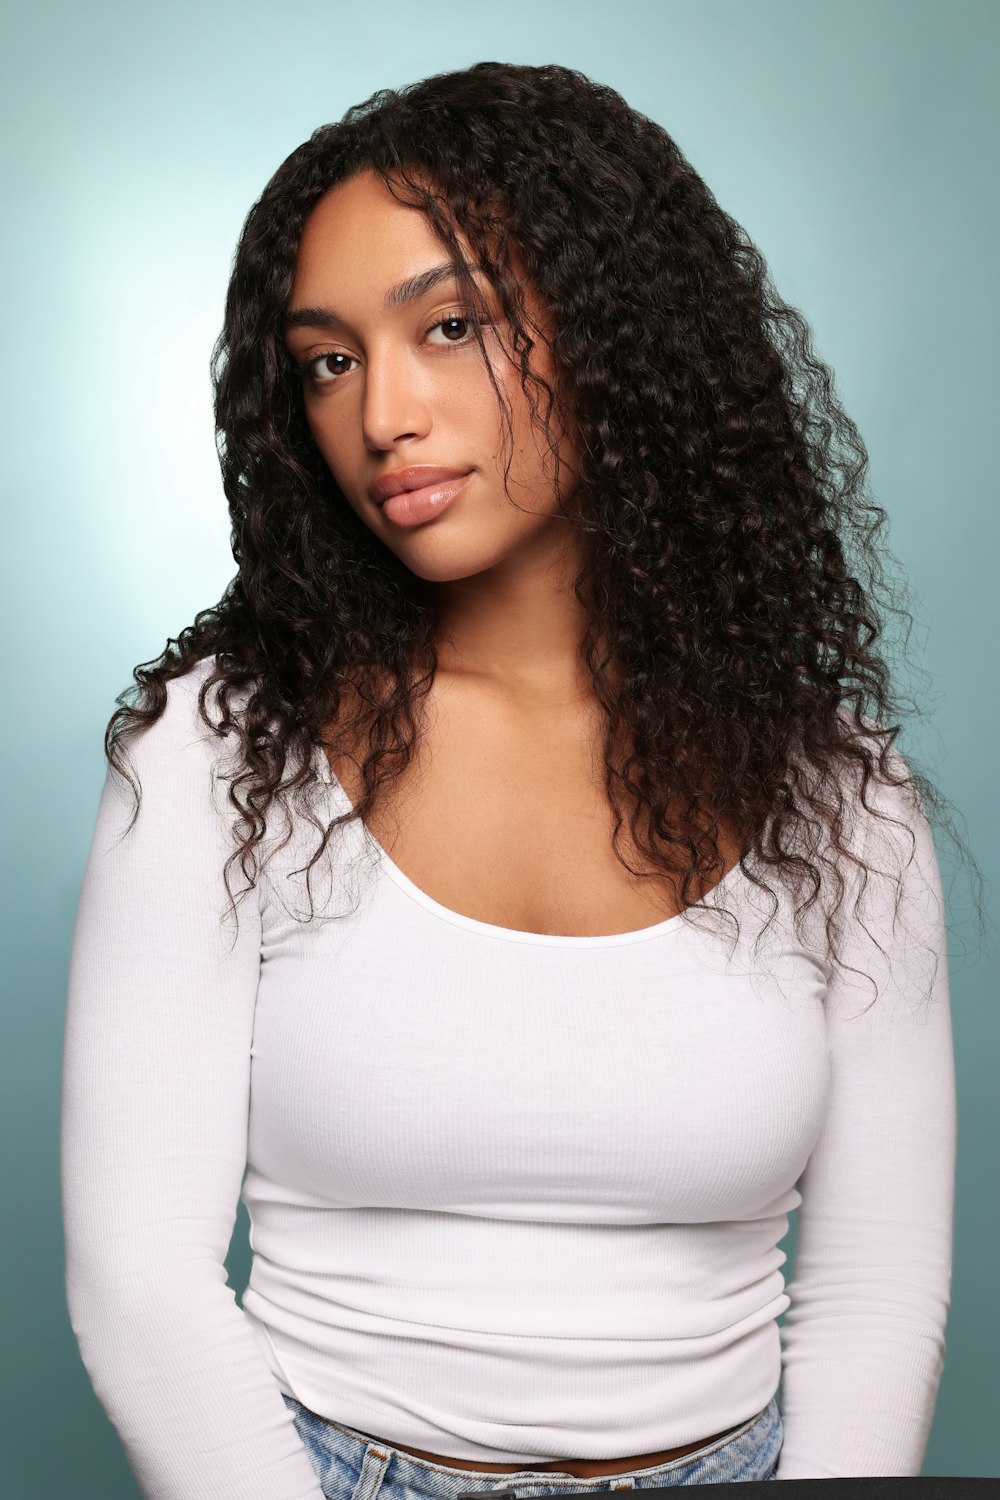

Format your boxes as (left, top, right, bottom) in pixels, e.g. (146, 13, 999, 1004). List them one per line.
(548, 1480, 999, 1498)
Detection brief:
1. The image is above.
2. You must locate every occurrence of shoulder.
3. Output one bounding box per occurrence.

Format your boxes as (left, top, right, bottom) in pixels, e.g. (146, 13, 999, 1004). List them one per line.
(822, 712, 946, 978)
(828, 708, 932, 875)
(120, 656, 252, 755)
(110, 656, 253, 824)
(779, 709, 943, 954)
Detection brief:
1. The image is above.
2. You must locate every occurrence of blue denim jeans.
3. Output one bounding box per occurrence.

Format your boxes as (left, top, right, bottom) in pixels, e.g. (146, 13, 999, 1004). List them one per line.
(280, 1394, 783, 1493)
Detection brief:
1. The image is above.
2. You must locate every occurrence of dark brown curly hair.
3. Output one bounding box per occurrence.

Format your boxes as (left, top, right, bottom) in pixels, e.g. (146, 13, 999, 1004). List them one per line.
(103, 60, 984, 1005)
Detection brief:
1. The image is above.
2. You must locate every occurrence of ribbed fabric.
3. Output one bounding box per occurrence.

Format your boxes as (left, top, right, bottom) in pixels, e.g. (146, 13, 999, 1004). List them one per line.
(61, 658, 955, 1497)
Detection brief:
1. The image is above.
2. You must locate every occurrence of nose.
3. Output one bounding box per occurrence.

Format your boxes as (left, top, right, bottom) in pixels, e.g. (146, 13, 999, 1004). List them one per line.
(361, 340, 433, 452)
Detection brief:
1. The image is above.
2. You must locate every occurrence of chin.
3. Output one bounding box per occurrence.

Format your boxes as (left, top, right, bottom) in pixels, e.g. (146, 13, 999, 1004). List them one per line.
(382, 531, 520, 584)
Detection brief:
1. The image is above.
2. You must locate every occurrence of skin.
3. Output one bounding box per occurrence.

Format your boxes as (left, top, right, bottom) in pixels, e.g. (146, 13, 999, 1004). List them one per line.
(283, 167, 595, 710)
(278, 169, 746, 1475)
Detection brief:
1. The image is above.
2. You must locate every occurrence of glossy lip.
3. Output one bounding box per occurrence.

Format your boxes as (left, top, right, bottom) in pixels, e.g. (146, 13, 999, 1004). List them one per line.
(380, 472, 471, 528)
(370, 464, 473, 506)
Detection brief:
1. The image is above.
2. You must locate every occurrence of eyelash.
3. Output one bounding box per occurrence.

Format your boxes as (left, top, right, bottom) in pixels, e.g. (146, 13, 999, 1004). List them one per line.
(294, 311, 485, 387)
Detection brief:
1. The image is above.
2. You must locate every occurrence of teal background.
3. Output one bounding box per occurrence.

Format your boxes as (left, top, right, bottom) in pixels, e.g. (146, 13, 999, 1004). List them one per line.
(2, 0, 996, 1492)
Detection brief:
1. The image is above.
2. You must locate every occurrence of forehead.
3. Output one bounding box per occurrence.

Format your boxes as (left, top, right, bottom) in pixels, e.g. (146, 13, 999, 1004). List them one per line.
(290, 170, 471, 302)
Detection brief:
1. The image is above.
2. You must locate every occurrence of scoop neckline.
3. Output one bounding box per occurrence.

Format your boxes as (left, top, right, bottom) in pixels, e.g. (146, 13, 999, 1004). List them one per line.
(312, 745, 748, 948)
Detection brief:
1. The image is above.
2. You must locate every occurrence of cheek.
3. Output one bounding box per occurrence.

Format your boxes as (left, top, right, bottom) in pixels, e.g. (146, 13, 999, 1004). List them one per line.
(303, 403, 350, 480)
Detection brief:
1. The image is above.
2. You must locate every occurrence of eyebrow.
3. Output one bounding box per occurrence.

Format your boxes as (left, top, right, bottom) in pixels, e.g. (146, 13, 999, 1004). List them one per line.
(283, 260, 479, 332)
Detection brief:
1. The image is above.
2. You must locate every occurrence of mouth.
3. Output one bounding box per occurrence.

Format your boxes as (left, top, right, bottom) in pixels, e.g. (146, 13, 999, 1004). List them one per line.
(379, 471, 473, 527)
(370, 465, 473, 507)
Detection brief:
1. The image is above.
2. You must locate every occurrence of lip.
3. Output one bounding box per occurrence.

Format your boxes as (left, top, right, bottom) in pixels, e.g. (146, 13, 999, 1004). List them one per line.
(370, 464, 473, 506)
(380, 472, 471, 528)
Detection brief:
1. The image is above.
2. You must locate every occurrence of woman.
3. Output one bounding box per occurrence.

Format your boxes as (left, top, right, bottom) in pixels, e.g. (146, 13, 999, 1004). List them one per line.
(61, 62, 965, 1497)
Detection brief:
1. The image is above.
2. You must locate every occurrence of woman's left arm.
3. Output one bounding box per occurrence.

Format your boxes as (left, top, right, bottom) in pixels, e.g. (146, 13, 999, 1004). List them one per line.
(775, 756, 957, 1479)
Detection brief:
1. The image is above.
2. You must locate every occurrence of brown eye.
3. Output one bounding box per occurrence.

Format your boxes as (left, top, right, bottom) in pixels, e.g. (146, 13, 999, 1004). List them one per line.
(425, 312, 483, 348)
(432, 316, 470, 342)
(304, 351, 357, 384)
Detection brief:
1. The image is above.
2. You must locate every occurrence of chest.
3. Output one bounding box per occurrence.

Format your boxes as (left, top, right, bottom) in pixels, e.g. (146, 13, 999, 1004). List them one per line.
(250, 841, 831, 1222)
(253, 679, 831, 1222)
(323, 677, 741, 939)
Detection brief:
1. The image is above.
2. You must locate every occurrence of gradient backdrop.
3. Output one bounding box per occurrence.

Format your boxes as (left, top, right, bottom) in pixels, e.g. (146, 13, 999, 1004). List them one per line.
(2, 1, 997, 1493)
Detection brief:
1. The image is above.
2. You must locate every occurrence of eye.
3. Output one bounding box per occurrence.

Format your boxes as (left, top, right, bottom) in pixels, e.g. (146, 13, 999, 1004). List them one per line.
(425, 313, 478, 347)
(298, 349, 357, 385)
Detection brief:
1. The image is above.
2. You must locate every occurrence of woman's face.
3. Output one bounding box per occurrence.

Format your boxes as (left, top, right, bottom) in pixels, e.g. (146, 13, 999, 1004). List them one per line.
(283, 169, 578, 584)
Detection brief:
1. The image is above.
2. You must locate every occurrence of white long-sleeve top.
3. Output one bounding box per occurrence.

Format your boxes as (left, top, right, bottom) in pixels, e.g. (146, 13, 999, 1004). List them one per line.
(61, 657, 956, 1497)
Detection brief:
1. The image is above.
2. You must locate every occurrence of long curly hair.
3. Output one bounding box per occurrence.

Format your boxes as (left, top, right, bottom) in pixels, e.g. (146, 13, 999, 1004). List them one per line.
(103, 60, 983, 1004)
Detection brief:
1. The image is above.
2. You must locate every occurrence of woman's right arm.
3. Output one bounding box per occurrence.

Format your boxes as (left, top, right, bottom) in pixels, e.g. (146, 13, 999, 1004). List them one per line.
(60, 668, 326, 1500)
